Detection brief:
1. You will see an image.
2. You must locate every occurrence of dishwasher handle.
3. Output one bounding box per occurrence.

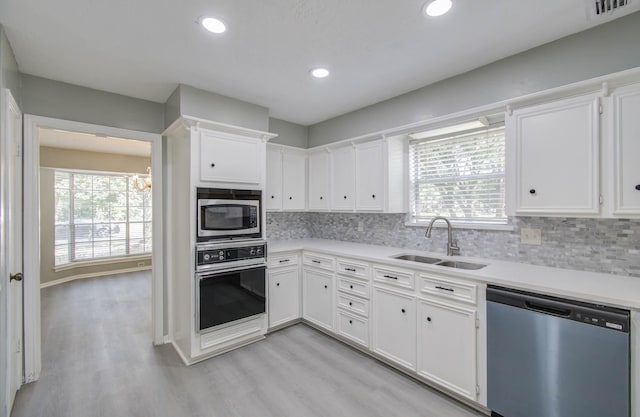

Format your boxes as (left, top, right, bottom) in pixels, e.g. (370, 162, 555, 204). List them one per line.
(524, 300, 571, 317)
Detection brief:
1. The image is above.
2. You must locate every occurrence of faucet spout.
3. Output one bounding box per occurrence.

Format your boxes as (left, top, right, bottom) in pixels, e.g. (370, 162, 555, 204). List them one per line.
(425, 216, 460, 256)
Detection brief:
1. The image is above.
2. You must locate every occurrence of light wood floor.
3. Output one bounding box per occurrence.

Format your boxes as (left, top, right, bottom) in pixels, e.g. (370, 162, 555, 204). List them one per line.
(12, 271, 484, 417)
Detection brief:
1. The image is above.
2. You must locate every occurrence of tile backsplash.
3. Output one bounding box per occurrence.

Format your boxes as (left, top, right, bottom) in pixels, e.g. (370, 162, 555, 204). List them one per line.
(266, 212, 640, 277)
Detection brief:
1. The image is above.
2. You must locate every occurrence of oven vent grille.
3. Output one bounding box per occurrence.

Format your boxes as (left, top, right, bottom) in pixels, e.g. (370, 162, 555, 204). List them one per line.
(593, 0, 629, 15)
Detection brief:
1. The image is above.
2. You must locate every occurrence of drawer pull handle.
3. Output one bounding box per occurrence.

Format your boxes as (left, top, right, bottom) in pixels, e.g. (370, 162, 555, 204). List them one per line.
(345, 268, 356, 272)
(312, 260, 321, 264)
(401, 308, 406, 314)
(384, 274, 398, 280)
(436, 285, 454, 292)
(279, 259, 289, 263)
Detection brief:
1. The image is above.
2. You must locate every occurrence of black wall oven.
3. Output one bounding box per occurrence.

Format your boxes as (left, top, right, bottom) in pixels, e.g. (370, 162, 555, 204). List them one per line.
(195, 240, 267, 333)
(197, 188, 261, 242)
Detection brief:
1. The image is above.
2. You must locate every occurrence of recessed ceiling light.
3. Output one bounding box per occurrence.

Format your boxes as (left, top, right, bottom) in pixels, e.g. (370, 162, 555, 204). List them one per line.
(201, 17, 226, 34)
(310, 68, 330, 79)
(424, 0, 452, 17)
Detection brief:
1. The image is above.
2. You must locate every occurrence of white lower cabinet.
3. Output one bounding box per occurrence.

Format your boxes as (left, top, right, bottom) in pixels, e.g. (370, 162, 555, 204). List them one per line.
(417, 298, 477, 400)
(336, 310, 369, 347)
(268, 266, 300, 328)
(302, 268, 334, 331)
(372, 287, 416, 370)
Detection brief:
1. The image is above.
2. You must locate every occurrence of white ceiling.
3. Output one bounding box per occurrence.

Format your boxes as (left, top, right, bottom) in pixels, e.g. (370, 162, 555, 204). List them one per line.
(39, 128, 151, 157)
(2, 1, 638, 125)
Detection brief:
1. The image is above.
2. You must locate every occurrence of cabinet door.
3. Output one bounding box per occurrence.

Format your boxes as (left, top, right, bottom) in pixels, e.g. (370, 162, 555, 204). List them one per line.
(268, 267, 300, 328)
(418, 299, 477, 400)
(282, 151, 306, 210)
(509, 95, 600, 215)
(331, 146, 356, 210)
(266, 147, 283, 210)
(612, 84, 640, 215)
(302, 268, 334, 331)
(308, 151, 330, 210)
(200, 131, 262, 184)
(372, 287, 416, 370)
(356, 140, 384, 210)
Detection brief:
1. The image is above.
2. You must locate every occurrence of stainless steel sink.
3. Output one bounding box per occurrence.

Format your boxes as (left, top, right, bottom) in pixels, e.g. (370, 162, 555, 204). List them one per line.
(392, 254, 442, 264)
(435, 260, 486, 270)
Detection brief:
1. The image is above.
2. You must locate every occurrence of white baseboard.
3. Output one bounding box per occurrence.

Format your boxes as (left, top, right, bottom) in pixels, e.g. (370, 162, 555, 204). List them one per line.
(40, 265, 152, 288)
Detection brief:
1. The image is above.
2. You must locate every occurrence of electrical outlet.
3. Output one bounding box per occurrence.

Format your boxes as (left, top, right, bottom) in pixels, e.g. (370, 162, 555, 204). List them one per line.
(520, 228, 542, 245)
(357, 221, 364, 232)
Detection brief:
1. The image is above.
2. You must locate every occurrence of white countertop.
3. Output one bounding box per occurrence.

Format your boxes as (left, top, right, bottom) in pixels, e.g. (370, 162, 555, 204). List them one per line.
(268, 238, 640, 310)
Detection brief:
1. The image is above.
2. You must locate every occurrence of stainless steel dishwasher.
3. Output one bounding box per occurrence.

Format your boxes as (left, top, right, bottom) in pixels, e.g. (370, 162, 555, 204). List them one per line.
(487, 285, 630, 417)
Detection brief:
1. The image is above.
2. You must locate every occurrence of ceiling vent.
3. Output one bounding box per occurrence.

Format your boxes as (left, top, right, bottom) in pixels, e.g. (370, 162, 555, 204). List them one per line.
(587, 0, 631, 18)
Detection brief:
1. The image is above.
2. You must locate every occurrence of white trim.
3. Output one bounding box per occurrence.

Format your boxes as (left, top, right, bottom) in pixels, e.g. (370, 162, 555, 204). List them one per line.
(53, 255, 151, 273)
(22, 115, 165, 385)
(162, 114, 278, 140)
(40, 266, 152, 289)
(403, 221, 514, 232)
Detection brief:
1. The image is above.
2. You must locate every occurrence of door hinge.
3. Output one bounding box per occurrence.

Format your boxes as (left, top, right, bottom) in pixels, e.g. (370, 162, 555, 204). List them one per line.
(16, 338, 21, 354)
(476, 385, 480, 396)
(475, 318, 480, 329)
(15, 143, 21, 157)
(599, 195, 604, 205)
(599, 105, 603, 114)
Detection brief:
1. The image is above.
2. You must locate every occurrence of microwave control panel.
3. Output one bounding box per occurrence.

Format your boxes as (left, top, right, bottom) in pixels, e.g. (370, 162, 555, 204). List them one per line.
(197, 242, 266, 267)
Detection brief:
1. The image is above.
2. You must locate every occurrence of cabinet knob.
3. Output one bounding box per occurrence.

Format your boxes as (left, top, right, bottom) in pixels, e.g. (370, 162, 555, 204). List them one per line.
(372, 194, 375, 199)
(343, 195, 347, 199)
(349, 320, 353, 324)
(349, 302, 353, 306)
(427, 317, 432, 322)
(320, 196, 323, 200)
(349, 285, 353, 289)
(289, 196, 292, 200)
(271, 195, 275, 199)
(401, 308, 406, 314)
(324, 285, 328, 289)
(210, 163, 216, 167)
(635, 185, 640, 191)
(276, 283, 280, 287)
(529, 189, 536, 195)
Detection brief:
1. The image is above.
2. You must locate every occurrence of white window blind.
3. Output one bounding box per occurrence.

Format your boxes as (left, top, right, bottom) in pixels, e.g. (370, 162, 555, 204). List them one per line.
(54, 170, 152, 266)
(409, 126, 506, 224)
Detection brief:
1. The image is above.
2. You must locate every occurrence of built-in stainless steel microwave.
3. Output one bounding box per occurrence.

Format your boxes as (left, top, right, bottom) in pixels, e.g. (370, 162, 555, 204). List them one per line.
(196, 188, 261, 241)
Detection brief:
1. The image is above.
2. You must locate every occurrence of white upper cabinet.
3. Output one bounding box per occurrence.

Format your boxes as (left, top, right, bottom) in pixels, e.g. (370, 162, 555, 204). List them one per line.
(356, 140, 385, 210)
(266, 147, 283, 210)
(265, 144, 306, 211)
(282, 151, 306, 210)
(330, 145, 356, 210)
(507, 94, 600, 216)
(199, 130, 263, 185)
(610, 83, 640, 216)
(308, 151, 330, 210)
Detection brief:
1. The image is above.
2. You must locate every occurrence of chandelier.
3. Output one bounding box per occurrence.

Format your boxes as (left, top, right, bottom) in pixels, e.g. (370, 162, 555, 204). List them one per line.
(133, 166, 152, 191)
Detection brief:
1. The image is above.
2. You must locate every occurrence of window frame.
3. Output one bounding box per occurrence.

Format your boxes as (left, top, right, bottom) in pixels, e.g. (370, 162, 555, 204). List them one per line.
(53, 169, 153, 266)
(406, 125, 511, 230)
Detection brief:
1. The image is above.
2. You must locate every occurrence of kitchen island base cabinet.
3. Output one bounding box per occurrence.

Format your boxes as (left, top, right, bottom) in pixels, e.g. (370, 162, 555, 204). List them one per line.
(268, 267, 300, 328)
(302, 268, 335, 331)
(417, 299, 478, 400)
(372, 287, 416, 371)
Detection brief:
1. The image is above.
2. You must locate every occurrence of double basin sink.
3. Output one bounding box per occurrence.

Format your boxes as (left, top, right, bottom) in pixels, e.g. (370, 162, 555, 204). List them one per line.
(391, 254, 486, 270)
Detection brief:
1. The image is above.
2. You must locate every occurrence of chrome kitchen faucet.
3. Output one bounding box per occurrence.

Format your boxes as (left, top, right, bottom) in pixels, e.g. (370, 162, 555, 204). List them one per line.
(425, 216, 460, 256)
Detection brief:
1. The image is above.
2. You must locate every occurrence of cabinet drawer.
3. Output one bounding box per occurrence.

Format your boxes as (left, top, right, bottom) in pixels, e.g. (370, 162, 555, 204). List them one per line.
(337, 311, 369, 348)
(373, 265, 415, 290)
(419, 274, 477, 305)
(303, 252, 335, 271)
(336, 258, 370, 280)
(268, 252, 299, 269)
(337, 276, 370, 299)
(337, 293, 369, 318)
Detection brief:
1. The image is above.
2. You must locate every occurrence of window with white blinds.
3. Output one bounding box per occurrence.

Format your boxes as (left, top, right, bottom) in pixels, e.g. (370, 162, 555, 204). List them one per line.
(54, 170, 152, 266)
(409, 126, 507, 224)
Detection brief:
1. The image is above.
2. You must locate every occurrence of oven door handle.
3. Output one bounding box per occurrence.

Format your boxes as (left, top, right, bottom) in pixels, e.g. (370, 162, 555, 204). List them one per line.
(197, 263, 266, 279)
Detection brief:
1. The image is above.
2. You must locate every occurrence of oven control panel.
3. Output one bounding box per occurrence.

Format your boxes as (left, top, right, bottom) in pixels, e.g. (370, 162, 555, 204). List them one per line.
(197, 241, 266, 268)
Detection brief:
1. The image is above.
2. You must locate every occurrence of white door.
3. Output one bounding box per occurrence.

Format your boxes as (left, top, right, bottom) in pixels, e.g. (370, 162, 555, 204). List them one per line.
(330, 146, 355, 210)
(355, 140, 384, 210)
(308, 151, 330, 210)
(1, 89, 23, 414)
(282, 151, 306, 210)
(268, 266, 300, 328)
(372, 287, 416, 370)
(302, 268, 334, 331)
(265, 147, 283, 210)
